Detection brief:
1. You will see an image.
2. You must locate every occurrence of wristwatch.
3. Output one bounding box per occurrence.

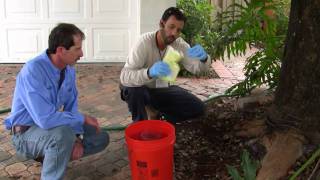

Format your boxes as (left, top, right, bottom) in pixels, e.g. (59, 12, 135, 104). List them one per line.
(76, 134, 84, 141)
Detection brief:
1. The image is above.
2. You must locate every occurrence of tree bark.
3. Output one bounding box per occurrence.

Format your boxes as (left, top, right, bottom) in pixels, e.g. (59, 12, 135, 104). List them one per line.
(269, 0, 320, 143)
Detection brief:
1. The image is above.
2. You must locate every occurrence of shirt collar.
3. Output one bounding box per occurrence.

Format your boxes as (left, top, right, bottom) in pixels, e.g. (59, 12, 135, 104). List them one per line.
(42, 50, 67, 76)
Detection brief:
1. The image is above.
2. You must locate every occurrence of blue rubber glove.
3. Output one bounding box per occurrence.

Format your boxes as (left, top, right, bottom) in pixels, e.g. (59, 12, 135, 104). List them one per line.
(148, 61, 171, 78)
(187, 44, 208, 61)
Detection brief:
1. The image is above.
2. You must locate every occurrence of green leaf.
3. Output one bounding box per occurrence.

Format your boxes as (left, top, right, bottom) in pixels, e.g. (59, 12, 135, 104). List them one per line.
(179, 0, 288, 94)
(227, 165, 244, 180)
(241, 150, 258, 180)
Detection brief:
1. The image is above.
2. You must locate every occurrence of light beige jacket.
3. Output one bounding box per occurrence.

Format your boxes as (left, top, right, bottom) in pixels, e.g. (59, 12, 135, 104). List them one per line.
(120, 31, 212, 88)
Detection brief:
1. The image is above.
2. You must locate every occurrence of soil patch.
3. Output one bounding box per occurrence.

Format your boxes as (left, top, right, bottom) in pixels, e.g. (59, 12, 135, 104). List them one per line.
(174, 97, 319, 179)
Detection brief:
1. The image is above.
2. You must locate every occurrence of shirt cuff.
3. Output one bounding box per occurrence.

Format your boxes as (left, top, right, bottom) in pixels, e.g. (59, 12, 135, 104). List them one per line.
(147, 68, 152, 79)
(201, 56, 208, 63)
(203, 54, 212, 66)
(75, 112, 85, 125)
(144, 68, 152, 80)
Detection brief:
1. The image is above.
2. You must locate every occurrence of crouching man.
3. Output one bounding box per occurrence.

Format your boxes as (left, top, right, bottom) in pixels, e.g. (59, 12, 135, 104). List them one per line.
(4, 23, 109, 180)
(120, 7, 212, 123)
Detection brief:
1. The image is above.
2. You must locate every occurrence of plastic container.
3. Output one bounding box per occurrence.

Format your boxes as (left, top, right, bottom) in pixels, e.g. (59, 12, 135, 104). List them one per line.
(125, 120, 176, 180)
(160, 46, 182, 82)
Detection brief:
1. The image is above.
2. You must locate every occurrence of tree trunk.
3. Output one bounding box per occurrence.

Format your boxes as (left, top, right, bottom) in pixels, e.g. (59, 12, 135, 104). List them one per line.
(228, 0, 320, 178)
(269, 0, 320, 143)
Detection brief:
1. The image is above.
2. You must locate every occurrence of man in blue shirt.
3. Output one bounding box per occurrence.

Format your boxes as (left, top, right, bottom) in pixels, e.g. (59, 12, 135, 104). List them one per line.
(4, 23, 109, 179)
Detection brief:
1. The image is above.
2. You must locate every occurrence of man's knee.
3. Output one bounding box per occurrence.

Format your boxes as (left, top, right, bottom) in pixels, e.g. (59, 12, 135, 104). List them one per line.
(51, 126, 76, 145)
(188, 99, 205, 118)
(99, 131, 110, 149)
(120, 86, 149, 102)
(198, 101, 206, 115)
(83, 131, 110, 155)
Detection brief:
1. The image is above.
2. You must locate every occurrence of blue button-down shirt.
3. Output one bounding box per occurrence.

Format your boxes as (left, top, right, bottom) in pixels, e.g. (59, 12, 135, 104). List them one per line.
(4, 51, 84, 134)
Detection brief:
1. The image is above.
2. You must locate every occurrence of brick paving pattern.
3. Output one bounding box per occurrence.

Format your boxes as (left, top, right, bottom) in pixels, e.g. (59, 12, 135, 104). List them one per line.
(0, 52, 248, 179)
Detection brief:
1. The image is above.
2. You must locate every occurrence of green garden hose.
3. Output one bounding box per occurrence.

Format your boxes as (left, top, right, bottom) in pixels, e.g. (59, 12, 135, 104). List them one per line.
(0, 93, 235, 131)
(3, 94, 319, 177)
(0, 107, 127, 131)
(0, 107, 11, 114)
(101, 125, 127, 131)
(203, 93, 240, 104)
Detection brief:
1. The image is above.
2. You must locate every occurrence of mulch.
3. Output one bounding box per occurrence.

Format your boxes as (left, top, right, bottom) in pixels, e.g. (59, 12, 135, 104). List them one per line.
(174, 96, 320, 179)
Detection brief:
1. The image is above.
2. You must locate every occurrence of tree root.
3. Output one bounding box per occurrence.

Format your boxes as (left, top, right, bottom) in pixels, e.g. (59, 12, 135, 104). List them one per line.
(257, 130, 304, 180)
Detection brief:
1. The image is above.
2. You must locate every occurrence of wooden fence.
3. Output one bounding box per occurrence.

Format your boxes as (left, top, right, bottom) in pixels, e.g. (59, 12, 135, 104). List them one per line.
(209, 0, 248, 13)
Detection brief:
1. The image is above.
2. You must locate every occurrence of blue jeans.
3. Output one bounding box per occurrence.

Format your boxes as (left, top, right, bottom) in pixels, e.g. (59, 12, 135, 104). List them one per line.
(12, 125, 109, 180)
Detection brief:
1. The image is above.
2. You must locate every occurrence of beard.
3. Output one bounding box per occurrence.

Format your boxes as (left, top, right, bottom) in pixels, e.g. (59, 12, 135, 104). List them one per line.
(160, 29, 176, 45)
(164, 36, 176, 45)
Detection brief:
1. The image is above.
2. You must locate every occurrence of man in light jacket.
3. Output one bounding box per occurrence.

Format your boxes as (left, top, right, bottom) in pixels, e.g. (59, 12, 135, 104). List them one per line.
(120, 7, 212, 123)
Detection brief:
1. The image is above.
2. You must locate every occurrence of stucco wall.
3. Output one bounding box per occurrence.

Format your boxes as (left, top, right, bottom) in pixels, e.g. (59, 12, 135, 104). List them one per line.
(140, 0, 176, 34)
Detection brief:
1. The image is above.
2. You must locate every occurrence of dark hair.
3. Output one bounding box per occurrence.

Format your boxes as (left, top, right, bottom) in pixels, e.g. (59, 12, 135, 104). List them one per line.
(161, 7, 186, 22)
(47, 23, 85, 54)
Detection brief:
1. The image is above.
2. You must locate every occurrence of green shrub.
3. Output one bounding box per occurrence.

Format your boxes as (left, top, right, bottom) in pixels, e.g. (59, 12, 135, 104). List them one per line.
(177, 0, 218, 49)
(177, 0, 220, 77)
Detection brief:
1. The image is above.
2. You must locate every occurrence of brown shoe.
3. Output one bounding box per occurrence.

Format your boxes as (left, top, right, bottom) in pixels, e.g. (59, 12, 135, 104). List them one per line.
(34, 156, 44, 164)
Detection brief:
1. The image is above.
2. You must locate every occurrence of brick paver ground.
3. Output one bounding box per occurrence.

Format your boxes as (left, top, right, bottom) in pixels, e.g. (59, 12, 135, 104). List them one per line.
(0, 50, 249, 179)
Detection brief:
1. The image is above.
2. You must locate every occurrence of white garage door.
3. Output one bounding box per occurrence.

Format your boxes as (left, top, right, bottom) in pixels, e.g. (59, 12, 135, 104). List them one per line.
(0, 0, 139, 63)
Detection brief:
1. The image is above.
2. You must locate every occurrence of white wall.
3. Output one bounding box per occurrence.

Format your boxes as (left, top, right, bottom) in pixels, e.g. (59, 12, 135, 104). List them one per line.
(139, 0, 176, 34)
(0, 0, 176, 63)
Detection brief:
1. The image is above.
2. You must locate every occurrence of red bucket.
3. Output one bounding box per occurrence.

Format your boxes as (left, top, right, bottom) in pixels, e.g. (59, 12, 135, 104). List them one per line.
(125, 120, 175, 180)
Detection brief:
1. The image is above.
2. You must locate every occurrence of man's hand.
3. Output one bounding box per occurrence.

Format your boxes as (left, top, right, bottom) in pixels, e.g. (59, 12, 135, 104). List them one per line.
(187, 44, 208, 61)
(148, 61, 171, 78)
(71, 139, 84, 160)
(84, 115, 101, 133)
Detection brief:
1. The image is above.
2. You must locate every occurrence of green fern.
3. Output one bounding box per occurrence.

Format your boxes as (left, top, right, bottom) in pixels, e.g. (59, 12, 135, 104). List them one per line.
(178, 0, 289, 96)
(227, 165, 243, 180)
(227, 150, 259, 180)
(217, 0, 289, 96)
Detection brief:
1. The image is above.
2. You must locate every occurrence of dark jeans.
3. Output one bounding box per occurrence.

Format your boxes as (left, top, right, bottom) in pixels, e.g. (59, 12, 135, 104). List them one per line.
(120, 85, 205, 123)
